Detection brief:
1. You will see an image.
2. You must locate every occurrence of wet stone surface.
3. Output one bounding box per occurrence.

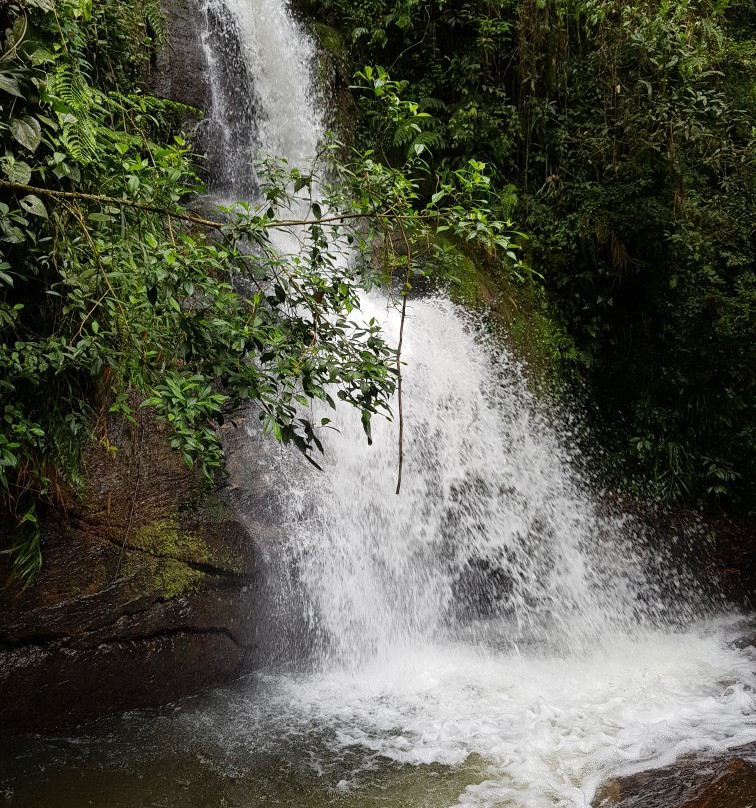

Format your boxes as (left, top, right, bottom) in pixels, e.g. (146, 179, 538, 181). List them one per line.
(594, 743, 756, 808)
(0, 413, 264, 732)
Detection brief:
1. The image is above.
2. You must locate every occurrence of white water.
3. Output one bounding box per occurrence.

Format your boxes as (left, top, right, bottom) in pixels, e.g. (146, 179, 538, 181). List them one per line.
(250, 296, 755, 806)
(207, 624, 753, 807)
(265, 297, 689, 667)
(197, 2, 756, 806)
(201, 0, 322, 197)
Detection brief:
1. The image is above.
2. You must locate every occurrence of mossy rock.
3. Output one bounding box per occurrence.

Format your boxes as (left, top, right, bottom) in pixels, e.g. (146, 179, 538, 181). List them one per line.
(124, 553, 204, 601)
(425, 236, 576, 394)
(130, 515, 244, 575)
(310, 22, 347, 68)
(153, 558, 204, 599)
(131, 517, 212, 565)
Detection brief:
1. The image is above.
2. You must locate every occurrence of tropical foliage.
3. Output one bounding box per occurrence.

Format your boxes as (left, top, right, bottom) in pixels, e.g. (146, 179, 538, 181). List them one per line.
(301, 0, 755, 510)
(0, 0, 518, 580)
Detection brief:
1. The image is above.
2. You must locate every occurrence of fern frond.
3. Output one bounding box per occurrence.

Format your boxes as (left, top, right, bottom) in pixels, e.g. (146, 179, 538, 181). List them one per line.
(49, 64, 90, 110)
(142, 0, 165, 46)
(393, 120, 421, 147)
(418, 96, 448, 113)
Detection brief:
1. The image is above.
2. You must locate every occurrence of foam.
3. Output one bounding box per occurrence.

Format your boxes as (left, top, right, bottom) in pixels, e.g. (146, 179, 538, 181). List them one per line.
(195, 621, 753, 807)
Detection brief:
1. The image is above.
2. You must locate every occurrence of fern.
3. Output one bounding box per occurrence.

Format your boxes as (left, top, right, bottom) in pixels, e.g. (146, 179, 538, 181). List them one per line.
(415, 130, 445, 150)
(48, 65, 102, 164)
(142, 0, 165, 47)
(49, 64, 89, 109)
(393, 121, 445, 156)
(418, 96, 448, 113)
(393, 119, 421, 147)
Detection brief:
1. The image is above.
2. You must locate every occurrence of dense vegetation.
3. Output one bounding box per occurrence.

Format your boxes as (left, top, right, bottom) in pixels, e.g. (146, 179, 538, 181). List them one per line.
(1, 0, 753, 580)
(0, 0, 516, 579)
(302, 0, 755, 512)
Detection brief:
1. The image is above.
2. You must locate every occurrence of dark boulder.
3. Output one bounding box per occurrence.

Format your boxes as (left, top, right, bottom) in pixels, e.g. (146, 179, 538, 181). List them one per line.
(594, 743, 756, 808)
(0, 412, 272, 732)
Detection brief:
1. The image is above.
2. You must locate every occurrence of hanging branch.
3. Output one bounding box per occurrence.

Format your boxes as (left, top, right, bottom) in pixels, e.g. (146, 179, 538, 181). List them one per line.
(395, 219, 413, 495)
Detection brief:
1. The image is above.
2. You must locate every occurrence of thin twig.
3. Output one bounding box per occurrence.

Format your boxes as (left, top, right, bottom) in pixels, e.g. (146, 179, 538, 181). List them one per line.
(395, 219, 413, 495)
(0, 180, 433, 231)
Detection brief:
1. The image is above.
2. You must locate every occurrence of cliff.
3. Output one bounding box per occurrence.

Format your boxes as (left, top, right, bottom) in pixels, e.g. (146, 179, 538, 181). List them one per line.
(0, 410, 267, 731)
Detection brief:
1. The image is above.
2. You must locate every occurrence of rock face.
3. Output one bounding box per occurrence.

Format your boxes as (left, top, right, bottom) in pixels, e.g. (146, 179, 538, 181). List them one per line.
(594, 744, 756, 808)
(0, 413, 271, 732)
(0, 0, 280, 733)
(150, 0, 260, 193)
(150, 0, 210, 112)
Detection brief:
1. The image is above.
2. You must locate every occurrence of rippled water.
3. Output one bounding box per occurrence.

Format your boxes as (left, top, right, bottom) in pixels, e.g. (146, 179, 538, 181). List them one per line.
(2, 618, 753, 807)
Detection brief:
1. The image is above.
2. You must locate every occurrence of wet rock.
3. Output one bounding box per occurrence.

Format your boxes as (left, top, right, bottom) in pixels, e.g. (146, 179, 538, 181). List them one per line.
(594, 743, 756, 808)
(597, 492, 756, 612)
(150, 0, 261, 194)
(0, 0, 284, 732)
(150, 0, 210, 113)
(0, 412, 271, 732)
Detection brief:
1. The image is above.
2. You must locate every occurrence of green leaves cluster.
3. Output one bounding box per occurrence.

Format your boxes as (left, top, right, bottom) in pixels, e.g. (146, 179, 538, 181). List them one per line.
(1, 1, 517, 581)
(1, 0, 393, 580)
(300, 0, 755, 511)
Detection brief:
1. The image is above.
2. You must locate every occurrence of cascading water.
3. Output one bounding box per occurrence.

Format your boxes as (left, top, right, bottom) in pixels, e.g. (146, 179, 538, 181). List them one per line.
(195, 0, 755, 802)
(192, 2, 753, 803)
(2, 3, 752, 807)
(245, 294, 755, 807)
(268, 296, 692, 669)
(200, 0, 322, 198)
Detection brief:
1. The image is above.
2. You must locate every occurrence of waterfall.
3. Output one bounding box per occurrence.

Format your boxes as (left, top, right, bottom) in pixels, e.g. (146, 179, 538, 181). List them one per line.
(185, 1, 756, 805)
(0, 5, 752, 808)
(198, 0, 702, 668)
(200, 0, 323, 197)
(266, 295, 698, 668)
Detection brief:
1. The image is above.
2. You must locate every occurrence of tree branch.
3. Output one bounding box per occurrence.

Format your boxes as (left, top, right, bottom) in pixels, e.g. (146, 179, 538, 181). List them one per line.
(395, 218, 413, 495)
(0, 179, 431, 232)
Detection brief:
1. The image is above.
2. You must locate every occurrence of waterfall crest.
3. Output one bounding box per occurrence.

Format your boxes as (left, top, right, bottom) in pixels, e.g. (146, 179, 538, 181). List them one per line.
(200, 0, 323, 196)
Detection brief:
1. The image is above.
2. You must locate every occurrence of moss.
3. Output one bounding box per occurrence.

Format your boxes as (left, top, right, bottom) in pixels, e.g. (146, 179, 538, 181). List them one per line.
(311, 22, 347, 65)
(123, 553, 204, 600)
(131, 515, 245, 576)
(426, 236, 575, 394)
(153, 558, 204, 599)
(131, 517, 211, 565)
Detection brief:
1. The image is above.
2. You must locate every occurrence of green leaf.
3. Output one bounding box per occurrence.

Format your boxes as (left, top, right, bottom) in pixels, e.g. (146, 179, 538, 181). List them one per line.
(293, 176, 311, 193)
(0, 74, 23, 98)
(19, 194, 47, 219)
(30, 47, 56, 66)
(10, 117, 42, 153)
(2, 159, 32, 185)
(361, 409, 373, 445)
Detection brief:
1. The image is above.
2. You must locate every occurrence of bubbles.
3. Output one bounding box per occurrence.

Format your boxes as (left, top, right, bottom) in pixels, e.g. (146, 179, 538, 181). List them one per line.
(263, 295, 703, 667)
(171, 618, 754, 808)
(239, 291, 755, 805)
